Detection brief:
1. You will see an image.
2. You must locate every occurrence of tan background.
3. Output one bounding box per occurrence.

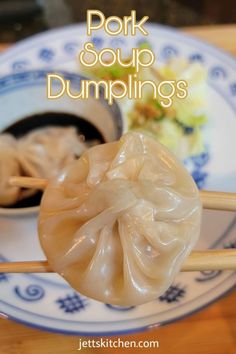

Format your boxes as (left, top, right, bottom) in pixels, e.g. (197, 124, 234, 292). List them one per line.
(0, 24, 236, 354)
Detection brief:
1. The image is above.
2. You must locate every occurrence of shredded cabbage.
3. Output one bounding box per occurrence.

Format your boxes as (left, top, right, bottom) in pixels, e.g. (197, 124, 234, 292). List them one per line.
(159, 58, 207, 128)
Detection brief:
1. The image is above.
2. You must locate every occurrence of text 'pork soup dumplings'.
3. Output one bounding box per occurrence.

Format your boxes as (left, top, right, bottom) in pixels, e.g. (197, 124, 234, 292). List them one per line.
(39, 132, 202, 306)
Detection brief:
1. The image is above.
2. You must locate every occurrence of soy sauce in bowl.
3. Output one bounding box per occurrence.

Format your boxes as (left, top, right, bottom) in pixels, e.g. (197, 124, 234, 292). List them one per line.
(4, 112, 105, 141)
(1, 112, 105, 211)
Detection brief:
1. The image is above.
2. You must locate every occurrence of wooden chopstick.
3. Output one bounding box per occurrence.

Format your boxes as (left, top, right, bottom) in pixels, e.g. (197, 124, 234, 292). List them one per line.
(9, 176, 236, 212)
(0, 250, 236, 273)
(10, 176, 48, 190)
(199, 190, 236, 212)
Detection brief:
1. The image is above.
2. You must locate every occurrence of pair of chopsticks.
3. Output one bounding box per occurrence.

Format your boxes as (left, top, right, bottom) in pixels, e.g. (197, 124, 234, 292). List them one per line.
(0, 176, 235, 274)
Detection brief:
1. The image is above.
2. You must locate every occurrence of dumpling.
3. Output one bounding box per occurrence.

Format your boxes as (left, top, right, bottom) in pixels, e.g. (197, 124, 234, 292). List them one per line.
(0, 126, 93, 207)
(39, 132, 202, 306)
(17, 126, 88, 179)
(0, 134, 21, 206)
(0, 134, 37, 207)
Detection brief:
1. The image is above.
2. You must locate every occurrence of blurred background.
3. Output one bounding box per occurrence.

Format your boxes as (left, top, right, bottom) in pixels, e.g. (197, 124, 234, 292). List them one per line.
(0, 0, 235, 42)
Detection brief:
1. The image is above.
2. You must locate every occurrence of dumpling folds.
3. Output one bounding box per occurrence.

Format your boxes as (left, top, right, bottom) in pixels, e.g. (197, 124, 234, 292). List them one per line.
(17, 126, 87, 179)
(0, 134, 36, 206)
(39, 132, 201, 306)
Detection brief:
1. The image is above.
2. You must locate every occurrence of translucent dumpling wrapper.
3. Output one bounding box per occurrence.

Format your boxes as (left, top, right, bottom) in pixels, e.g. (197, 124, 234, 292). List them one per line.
(17, 126, 88, 179)
(0, 134, 37, 206)
(0, 134, 21, 206)
(39, 132, 202, 306)
(0, 126, 94, 207)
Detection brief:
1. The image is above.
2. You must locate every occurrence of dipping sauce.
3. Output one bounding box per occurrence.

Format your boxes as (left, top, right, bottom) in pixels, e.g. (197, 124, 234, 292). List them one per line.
(3, 112, 105, 142)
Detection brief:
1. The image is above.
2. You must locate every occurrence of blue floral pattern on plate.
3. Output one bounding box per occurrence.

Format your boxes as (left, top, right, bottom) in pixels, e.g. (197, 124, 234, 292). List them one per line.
(0, 273, 8, 282)
(14, 285, 45, 302)
(159, 284, 186, 303)
(56, 293, 89, 314)
(38, 48, 55, 62)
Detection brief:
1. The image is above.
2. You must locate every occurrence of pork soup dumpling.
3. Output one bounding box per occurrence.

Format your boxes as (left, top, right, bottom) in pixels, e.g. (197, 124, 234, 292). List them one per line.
(39, 132, 201, 306)
(18, 126, 86, 179)
(0, 134, 21, 206)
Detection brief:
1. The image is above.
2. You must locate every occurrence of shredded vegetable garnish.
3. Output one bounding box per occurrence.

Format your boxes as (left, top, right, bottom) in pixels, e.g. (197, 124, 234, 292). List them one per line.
(81, 49, 208, 159)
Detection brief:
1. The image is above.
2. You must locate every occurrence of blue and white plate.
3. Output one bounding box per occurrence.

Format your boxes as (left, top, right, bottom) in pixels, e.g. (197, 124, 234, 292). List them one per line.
(0, 24, 235, 335)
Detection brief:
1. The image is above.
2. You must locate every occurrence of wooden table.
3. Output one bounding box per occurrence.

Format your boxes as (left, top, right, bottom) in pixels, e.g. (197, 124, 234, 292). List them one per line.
(0, 24, 236, 354)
